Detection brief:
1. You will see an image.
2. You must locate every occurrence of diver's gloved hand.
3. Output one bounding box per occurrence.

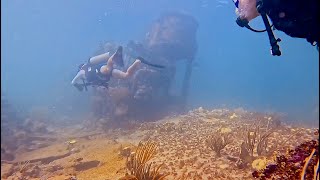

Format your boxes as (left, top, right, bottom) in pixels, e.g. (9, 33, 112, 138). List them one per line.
(73, 83, 84, 92)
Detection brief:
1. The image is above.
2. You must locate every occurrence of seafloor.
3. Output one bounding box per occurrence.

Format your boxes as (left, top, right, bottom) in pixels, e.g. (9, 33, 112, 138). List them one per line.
(1, 107, 318, 180)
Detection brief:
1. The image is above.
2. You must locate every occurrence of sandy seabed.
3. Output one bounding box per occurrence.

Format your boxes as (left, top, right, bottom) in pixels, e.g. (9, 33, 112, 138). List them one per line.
(1, 107, 318, 180)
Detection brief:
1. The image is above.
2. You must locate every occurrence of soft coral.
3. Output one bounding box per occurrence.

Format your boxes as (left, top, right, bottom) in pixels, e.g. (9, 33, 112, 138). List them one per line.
(252, 135, 319, 179)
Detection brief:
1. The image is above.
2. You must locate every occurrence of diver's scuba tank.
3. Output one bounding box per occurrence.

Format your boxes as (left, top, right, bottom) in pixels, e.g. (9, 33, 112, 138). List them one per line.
(88, 52, 110, 64)
(233, 0, 282, 56)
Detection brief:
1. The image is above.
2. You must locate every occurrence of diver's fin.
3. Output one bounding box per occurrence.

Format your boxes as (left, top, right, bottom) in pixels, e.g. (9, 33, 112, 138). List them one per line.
(136, 56, 165, 68)
(114, 46, 124, 67)
(74, 83, 84, 92)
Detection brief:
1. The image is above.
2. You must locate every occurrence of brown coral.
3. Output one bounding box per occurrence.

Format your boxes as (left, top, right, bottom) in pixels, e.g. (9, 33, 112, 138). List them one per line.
(124, 141, 168, 180)
(241, 124, 273, 158)
(205, 131, 233, 157)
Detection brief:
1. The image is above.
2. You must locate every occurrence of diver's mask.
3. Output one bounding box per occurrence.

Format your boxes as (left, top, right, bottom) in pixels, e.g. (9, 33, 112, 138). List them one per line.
(234, 0, 282, 56)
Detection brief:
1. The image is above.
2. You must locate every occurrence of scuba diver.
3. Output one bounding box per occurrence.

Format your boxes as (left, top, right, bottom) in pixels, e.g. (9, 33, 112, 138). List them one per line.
(71, 46, 165, 91)
(233, 0, 319, 56)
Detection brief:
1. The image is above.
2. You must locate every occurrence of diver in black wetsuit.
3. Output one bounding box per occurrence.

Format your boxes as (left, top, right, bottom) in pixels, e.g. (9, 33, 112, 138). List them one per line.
(71, 46, 165, 91)
(233, 0, 319, 56)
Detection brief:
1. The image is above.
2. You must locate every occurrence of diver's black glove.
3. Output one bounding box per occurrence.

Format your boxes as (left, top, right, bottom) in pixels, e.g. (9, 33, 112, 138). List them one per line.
(73, 83, 84, 92)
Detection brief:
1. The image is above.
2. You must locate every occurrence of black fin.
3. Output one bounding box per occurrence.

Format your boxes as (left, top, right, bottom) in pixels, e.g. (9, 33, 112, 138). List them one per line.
(137, 56, 165, 68)
(115, 46, 124, 67)
(74, 83, 84, 92)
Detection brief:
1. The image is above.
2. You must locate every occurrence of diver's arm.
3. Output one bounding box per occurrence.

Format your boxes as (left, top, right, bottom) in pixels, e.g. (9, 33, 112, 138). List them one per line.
(71, 70, 86, 85)
(88, 52, 110, 65)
